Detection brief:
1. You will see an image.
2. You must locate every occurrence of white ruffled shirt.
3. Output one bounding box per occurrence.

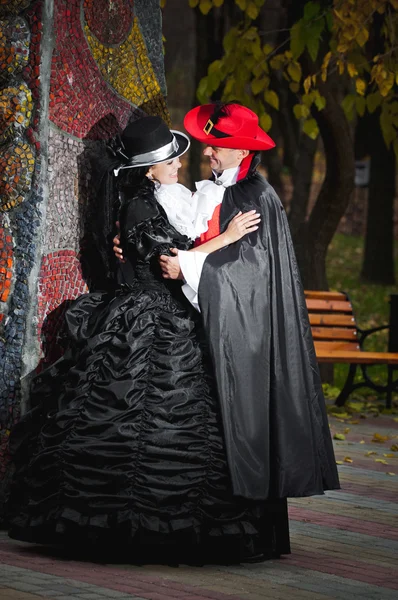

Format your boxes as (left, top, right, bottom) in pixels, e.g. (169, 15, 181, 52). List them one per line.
(155, 167, 239, 312)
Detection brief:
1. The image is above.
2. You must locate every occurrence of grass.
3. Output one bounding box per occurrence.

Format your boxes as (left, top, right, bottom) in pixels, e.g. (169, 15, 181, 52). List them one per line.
(326, 233, 398, 397)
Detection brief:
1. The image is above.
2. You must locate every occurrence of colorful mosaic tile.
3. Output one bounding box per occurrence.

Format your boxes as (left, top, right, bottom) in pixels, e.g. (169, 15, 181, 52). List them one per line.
(49, 0, 168, 138)
(0, 225, 13, 303)
(38, 250, 88, 365)
(85, 17, 169, 122)
(45, 129, 96, 252)
(0, 0, 168, 490)
(83, 0, 134, 45)
(0, 84, 33, 144)
(22, 3, 42, 111)
(0, 17, 30, 85)
(0, 139, 35, 212)
(0, 0, 32, 18)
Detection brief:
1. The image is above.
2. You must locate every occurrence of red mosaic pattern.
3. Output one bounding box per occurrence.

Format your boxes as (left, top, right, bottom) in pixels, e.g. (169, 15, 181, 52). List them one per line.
(0, 17, 30, 84)
(83, 0, 134, 45)
(0, 225, 13, 305)
(37, 250, 88, 365)
(49, 0, 168, 139)
(49, 0, 133, 139)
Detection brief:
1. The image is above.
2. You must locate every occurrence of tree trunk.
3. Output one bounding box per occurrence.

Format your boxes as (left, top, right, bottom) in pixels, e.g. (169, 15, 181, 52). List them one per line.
(188, 6, 230, 187)
(361, 112, 396, 284)
(288, 134, 317, 237)
(294, 81, 355, 290)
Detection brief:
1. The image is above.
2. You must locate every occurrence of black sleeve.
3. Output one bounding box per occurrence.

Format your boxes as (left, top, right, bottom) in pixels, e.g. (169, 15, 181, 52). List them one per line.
(120, 193, 191, 262)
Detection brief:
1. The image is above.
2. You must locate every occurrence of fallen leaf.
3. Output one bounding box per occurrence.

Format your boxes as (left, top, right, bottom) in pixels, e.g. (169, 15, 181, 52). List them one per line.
(330, 412, 350, 419)
(383, 453, 395, 458)
(350, 420, 360, 425)
(393, 417, 398, 423)
(344, 457, 353, 463)
(365, 451, 377, 456)
(372, 433, 390, 443)
(386, 472, 395, 476)
(333, 433, 346, 441)
(346, 401, 365, 412)
(336, 460, 343, 465)
(375, 459, 388, 464)
(344, 428, 351, 434)
(391, 444, 398, 452)
(359, 440, 365, 444)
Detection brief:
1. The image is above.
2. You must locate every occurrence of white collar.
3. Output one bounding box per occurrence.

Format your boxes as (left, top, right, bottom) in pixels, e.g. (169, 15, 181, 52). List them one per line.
(212, 166, 239, 187)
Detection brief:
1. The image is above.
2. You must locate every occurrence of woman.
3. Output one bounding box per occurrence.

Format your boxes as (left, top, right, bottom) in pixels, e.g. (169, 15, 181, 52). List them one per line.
(8, 116, 289, 564)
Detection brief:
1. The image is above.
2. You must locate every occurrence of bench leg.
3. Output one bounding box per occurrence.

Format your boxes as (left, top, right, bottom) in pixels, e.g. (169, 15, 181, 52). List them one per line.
(335, 363, 358, 406)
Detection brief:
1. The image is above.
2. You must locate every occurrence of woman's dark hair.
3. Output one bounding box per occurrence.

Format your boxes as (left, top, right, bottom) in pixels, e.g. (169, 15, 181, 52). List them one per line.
(84, 150, 157, 291)
(117, 164, 155, 198)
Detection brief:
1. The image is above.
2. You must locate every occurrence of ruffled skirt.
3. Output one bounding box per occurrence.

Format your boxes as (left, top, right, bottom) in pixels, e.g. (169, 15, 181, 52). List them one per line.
(8, 286, 290, 562)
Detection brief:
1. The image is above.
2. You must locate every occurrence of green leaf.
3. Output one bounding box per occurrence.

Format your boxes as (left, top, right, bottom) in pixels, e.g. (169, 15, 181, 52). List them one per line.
(293, 103, 310, 119)
(189, 0, 199, 7)
(356, 96, 366, 117)
(251, 77, 268, 95)
(380, 110, 396, 147)
(270, 54, 285, 70)
(199, 0, 213, 15)
(303, 118, 319, 139)
(290, 22, 306, 60)
(289, 82, 300, 93)
(197, 76, 210, 103)
(262, 43, 273, 57)
(306, 35, 319, 62)
(302, 92, 314, 108)
(366, 92, 382, 114)
(264, 89, 279, 110)
(223, 28, 237, 53)
(325, 9, 333, 31)
(259, 113, 272, 132)
(213, 0, 224, 6)
(303, 1, 320, 20)
(208, 60, 222, 75)
(314, 92, 326, 111)
(246, 1, 259, 19)
(341, 94, 356, 120)
(252, 62, 266, 78)
(235, 0, 247, 10)
(287, 61, 302, 82)
(223, 77, 235, 97)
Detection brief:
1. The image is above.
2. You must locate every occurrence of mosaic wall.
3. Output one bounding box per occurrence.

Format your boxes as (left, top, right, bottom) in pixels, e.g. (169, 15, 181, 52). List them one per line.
(0, 0, 168, 503)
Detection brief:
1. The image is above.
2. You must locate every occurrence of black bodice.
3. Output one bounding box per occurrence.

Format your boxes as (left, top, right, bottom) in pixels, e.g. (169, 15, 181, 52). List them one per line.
(118, 188, 192, 293)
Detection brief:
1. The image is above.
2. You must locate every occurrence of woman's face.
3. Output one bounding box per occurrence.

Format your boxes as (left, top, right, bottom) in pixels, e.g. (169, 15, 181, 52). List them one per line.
(147, 157, 181, 185)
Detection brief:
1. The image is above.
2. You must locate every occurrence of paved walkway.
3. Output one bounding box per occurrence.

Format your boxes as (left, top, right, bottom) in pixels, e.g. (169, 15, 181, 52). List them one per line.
(1, 404, 397, 600)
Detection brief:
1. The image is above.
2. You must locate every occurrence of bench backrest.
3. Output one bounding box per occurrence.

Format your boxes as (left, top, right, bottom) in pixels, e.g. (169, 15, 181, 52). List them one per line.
(304, 291, 361, 353)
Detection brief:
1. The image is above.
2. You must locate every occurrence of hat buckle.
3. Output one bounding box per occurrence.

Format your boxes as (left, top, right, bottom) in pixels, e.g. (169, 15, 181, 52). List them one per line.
(203, 119, 214, 135)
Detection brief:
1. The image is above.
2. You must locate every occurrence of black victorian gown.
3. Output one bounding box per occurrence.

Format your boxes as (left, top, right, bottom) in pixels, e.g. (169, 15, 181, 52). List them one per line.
(8, 187, 290, 562)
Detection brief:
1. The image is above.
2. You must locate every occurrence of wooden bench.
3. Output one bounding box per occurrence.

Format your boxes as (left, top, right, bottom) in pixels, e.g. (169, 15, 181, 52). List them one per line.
(304, 290, 398, 407)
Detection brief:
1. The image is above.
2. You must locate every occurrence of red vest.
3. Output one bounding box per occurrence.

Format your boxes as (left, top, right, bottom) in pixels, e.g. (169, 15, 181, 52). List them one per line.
(193, 154, 253, 248)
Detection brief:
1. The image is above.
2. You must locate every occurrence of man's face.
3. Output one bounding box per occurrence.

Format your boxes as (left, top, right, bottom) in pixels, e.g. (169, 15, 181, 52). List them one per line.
(203, 145, 246, 174)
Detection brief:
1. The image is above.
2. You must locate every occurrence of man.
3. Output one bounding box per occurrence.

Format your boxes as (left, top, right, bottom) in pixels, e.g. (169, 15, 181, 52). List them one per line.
(115, 102, 340, 503)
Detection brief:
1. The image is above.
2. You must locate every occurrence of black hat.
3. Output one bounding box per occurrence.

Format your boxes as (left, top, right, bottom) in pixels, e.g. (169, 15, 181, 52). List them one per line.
(112, 116, 190, 172)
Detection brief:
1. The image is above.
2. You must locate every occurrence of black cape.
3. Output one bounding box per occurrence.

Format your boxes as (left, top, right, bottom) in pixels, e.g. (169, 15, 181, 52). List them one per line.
(198, 170, 340, 500)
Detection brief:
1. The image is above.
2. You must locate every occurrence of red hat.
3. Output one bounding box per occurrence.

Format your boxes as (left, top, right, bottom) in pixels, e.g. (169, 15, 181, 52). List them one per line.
(183, 103, 275, 151)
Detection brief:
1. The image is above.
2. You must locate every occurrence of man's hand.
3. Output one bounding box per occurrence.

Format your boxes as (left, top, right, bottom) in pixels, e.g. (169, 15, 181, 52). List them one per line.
(159, 248, 183, 280)
(113, 221, 125, 263)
